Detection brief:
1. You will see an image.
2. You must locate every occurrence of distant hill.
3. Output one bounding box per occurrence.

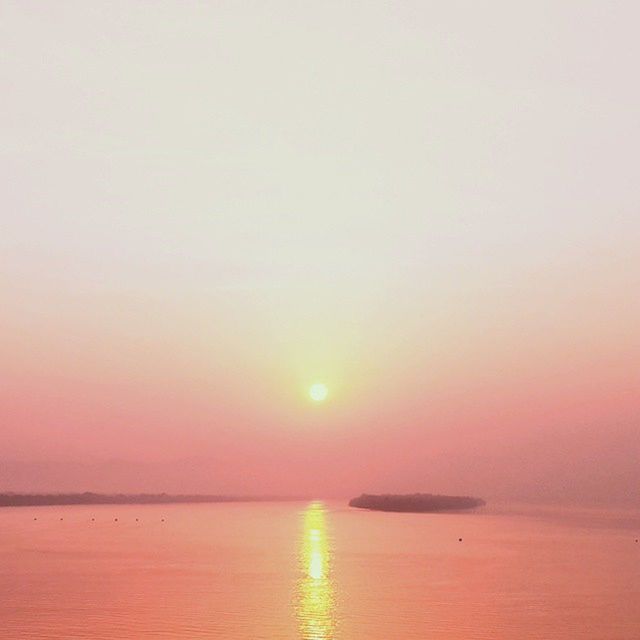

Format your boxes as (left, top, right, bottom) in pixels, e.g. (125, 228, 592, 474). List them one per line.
(349, 493, 485, 513)
(0, 493, 302, 507)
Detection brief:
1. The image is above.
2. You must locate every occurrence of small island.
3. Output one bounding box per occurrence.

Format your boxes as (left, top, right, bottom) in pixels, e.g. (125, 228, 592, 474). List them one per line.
(349, 493, 485, 513)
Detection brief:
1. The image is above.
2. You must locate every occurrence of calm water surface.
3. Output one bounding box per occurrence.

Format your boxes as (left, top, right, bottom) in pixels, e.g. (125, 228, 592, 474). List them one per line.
(1, 501, 639, 639)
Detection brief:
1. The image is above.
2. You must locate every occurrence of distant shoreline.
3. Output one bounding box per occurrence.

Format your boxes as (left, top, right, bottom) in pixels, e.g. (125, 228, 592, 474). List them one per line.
(349, 493, 486, 513)
(0, 493, 305, 508)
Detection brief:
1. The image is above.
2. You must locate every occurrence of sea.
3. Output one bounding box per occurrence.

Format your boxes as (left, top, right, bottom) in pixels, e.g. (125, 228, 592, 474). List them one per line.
(1, 500, 638, 639)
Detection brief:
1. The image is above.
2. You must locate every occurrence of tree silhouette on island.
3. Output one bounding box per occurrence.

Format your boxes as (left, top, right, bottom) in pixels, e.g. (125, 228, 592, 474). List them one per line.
(349, 493, 486, 513)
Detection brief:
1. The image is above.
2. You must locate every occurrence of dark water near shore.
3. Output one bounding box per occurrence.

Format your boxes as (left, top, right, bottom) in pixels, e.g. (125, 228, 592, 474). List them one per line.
(1, 501, 639, 639)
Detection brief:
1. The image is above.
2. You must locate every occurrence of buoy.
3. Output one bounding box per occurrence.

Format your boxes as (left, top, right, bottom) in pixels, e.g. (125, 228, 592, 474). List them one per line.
(33, 517, 37, 521)
(458, 538, 463, 542)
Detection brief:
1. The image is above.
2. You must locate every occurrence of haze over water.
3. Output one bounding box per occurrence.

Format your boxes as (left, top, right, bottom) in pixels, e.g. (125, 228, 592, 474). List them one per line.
(2, 501, 639, 639)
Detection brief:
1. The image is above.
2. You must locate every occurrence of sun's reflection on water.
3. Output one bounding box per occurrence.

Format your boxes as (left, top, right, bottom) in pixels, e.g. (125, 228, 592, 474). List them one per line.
(296, 501, 336, 639)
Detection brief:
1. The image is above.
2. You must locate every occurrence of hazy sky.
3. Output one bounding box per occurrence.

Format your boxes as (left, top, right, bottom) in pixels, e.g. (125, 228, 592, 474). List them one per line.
(2, 1, 639, 504)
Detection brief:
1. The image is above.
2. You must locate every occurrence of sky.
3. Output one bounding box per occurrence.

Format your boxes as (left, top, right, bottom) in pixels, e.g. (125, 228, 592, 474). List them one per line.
(2, 1, 639, 504)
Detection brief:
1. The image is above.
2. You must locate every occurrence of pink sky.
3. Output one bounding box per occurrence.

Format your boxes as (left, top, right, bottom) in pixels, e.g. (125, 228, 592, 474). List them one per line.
(2, 2, 639, 504)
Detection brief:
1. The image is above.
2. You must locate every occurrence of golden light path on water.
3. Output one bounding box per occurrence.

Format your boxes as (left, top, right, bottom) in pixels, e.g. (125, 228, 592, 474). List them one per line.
(296, 502, 336, 639)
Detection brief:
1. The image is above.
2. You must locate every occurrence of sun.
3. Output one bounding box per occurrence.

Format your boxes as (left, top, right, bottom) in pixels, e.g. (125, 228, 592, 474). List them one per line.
(309, 383, 328, 402)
